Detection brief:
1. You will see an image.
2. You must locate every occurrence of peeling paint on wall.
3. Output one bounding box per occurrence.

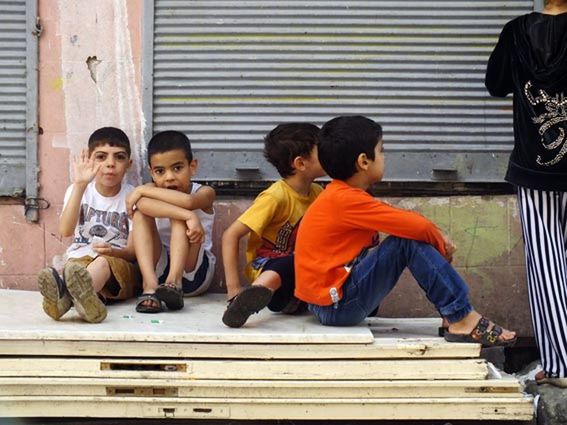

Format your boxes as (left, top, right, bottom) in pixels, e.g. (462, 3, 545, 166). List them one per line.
(58, 0, 144, 185)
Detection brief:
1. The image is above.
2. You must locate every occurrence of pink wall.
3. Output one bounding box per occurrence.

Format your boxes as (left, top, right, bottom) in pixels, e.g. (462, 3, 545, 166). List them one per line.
(0, 0, 145, 289)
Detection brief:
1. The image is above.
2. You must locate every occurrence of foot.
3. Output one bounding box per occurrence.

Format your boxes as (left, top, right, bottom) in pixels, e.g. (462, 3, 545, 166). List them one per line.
(64, 263, 107, 323)
(535, 370, 567, 388)
(38, 267, 72, 320)
(445, 311, 516, 347)
(222, 285, 272, 328)
(535, 370, 546, 382)
(136, 293, 163, 313)
(438, 317, 450, 336)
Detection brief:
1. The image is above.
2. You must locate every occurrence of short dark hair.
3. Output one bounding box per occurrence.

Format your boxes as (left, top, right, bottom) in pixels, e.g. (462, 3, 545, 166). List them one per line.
(264, 123, 319, 177)
(147, 130, 193, 165)
(318, 116, 383, 180)
(88, 127, 131, 157)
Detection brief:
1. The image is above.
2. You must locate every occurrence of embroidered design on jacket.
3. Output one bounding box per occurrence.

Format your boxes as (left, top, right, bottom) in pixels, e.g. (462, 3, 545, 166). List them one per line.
(524, 81, 567, 166)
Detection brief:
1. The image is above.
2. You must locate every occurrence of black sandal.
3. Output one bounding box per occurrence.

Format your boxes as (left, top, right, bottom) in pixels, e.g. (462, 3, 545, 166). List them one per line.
(135, 293, 163, 313)
(444, 316, 517, 347)
(155, 283, 184, 310)
(222, 286, 272, 328)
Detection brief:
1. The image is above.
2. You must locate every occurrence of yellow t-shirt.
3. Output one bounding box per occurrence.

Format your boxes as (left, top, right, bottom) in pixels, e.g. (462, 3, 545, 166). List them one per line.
(238, 179, 323, 282)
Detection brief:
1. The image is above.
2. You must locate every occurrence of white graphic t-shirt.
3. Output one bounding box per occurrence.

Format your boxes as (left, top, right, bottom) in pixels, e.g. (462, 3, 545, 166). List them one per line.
(63, 181, 134, 259)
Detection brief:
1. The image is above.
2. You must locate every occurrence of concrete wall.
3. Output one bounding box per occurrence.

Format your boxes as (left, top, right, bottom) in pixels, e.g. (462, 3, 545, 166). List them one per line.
(0, 0, 532, 337)
(214, 196, 531, 337)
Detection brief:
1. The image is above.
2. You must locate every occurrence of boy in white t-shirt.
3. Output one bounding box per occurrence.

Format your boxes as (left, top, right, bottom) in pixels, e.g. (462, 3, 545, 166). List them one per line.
(127, 131, 215, 313)
(37, 127, 140, 323)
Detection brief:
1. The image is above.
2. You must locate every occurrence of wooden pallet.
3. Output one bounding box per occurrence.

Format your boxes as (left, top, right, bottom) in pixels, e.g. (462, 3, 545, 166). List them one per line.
(0, 290, 533, 421)
(0, 357, 489, 380)
(0, 337, 480, 359)
(0, 396, 534, 420)
(0, 377, 523, 399)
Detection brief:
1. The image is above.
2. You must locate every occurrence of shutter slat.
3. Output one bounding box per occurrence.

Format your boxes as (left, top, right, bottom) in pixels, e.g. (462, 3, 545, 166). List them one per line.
(152, 0, 529, 181)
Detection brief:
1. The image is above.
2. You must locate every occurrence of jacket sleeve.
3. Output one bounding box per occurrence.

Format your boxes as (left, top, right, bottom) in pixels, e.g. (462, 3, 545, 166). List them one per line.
(485, 21, 514, 97)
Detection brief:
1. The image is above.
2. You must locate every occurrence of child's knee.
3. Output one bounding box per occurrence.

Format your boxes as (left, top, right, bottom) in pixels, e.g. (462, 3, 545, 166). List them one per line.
(90, 255, 111, 271)
(170, 218, 188, 233)
(132, 209, 154, 227)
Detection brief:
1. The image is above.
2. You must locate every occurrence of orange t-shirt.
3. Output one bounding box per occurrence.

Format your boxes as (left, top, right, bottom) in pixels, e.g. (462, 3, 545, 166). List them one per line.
(295, 180, 447, 306)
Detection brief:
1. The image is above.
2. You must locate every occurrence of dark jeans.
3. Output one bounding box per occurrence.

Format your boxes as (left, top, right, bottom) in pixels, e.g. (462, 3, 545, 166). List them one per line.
(308, 237, 473, 326)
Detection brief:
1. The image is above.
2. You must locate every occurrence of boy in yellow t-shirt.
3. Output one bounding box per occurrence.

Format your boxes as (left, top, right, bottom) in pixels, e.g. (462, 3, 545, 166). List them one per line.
(221, 123, 325, 327)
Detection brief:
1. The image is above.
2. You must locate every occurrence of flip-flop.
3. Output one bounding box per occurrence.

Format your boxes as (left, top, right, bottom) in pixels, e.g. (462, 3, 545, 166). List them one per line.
(155, 283, 184, 310)
(444, 316, 517, 347)
(222, 285, 272, 328)
(135, 293, 164, 313)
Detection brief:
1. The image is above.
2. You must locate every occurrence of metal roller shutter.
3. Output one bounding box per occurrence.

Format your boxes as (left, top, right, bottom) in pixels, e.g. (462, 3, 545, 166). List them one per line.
(0, 0, 38, 219)
(148, 1, 533, 182)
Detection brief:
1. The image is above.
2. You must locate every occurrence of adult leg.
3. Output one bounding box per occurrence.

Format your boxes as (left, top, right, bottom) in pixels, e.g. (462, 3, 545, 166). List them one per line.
(518, 187, 567, 378)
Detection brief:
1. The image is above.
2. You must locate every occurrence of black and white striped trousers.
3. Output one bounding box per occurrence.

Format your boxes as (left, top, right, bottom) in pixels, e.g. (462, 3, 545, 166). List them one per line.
(518, 186, 567, 378)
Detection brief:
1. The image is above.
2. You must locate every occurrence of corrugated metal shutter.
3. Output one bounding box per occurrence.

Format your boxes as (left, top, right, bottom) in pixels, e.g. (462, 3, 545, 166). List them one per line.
(0, 0, 33, 196)
(150, 1, 533, 182)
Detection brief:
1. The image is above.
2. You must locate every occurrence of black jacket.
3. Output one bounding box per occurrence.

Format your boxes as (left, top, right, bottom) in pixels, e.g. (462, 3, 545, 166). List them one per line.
(486, 12, 567, 191)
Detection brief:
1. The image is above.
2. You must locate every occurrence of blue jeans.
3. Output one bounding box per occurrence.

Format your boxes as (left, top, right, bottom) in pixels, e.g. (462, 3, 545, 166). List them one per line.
(309, 237, 473, 326)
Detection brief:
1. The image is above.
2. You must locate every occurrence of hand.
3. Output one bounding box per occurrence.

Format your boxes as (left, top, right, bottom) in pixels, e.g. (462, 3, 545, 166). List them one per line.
(186, 215, 204, 245)
(92, 242, 114, 256)
(73, 149, 101, 184)
(442, 233, 457, 263)
(126, 187, 144, 218)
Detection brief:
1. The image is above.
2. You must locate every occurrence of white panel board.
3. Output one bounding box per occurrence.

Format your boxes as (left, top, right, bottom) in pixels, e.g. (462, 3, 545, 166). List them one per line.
(0, 290, 372, 344)
(0, 396, 534, 420)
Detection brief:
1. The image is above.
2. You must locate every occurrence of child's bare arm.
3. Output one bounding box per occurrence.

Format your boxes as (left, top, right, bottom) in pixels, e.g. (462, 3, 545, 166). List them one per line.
(127, 184, 215, 217)
(222, 221, 252, 299)
(135, 196, 199, 222)
(59, 149, 101, 236)
(135, 196, 205, 245)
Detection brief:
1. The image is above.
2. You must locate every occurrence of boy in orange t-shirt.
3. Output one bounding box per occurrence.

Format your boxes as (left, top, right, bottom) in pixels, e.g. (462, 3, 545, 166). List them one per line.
(295, 115, 517, 347)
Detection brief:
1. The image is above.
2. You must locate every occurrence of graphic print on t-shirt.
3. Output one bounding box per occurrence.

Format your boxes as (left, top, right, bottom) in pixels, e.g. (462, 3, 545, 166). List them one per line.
(256, 220, 298, 259)
(71, 203, 129, 248)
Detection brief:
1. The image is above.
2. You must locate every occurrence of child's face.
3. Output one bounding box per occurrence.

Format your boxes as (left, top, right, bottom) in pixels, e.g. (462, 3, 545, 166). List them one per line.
(91, 144, 132, 189)
(302, 145, 326, 179)
(149, 149, 196, 193)
(367, 139, 385, 183)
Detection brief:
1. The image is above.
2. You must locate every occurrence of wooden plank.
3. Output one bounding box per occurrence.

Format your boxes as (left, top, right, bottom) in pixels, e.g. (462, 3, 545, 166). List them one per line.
(0, 377, 522, 399)
(0, 290, 373, 344)
(0, 358, 488, 380)
(0, 338, 480, 359)
(0, 396, 534, 420)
